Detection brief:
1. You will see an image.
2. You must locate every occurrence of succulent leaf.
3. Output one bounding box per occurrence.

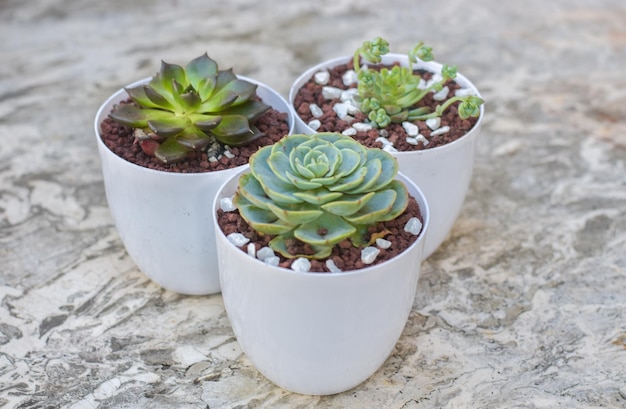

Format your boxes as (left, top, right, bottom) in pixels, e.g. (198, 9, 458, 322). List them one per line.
(108, 53, 271, 163)
(354, 37, 484, 128)
(234, 133, 410, 259)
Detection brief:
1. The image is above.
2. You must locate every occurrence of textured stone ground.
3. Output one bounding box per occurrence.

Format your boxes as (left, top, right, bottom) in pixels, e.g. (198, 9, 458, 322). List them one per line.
(1, 0, 625, 408)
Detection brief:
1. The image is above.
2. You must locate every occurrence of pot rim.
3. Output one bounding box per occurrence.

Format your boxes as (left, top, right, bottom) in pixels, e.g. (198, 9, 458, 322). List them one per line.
(94, 76, 295, 177)
(288, 53, 485, 155)
(212, 165, 430, 278)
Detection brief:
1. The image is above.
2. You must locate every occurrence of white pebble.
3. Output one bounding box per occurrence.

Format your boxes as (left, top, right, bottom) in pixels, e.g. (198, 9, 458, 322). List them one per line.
(314, 70, 330, 85)
(345, 102, 361, 116)
(455, 88, 476, 97)
(342, 128, 357, 136)
(308, 119, 321, 131)
(219, 197, 236, 212)
(256, 247, 275, 261)
(291, 257, 311, 273)
(264, 256, 280, 267)
(340, 88, 359, 103)
(430, 125, 450, 136)
(333, 102, 350, 119)
(406, 137, 419, 145)
(379, 129, 388, 137)
(404, 217, 423, 235)
(375, 238, 392, 249)
(353, 122, 373, 132)
(322, 86, 343, 100)
(383, 144, 398, 153)
(247, 243, 256, 257)
(375, 136, 393, 147)
(223, 150, 235, 159)
(402, 121, 419, 136)
(208, 156, 218, 163)
(227, 233, 250, 247)
(326, 259, 342, 273)
(425, 117, 441, 130)
(432, 86, 449, 101)
(361, 246, 380, 264)
(415, 134, 429, 145)
(417, 78, 428, 90)
(309, 103, 323, 118)
(342, 69, 358, 86)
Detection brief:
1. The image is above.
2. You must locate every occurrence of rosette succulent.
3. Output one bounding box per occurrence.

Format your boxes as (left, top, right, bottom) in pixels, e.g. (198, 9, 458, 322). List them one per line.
(354, 37, 484, 128)
(233, 133, 409, 259)
(109, 53, 270, 164)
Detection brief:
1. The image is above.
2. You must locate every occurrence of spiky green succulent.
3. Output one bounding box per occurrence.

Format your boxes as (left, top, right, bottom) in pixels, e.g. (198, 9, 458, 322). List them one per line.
(354, 37, 484, 128)
(233, 133, 409, 259)
(109, 53, 270, 164)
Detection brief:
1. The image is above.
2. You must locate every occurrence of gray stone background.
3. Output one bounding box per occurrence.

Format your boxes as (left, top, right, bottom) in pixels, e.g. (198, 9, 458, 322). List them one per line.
(1, 0, 625, 408)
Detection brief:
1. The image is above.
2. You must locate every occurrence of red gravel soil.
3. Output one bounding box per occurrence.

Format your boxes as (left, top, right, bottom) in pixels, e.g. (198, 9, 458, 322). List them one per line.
(99, 106, 290, 173)
(216, 195, 424, 273)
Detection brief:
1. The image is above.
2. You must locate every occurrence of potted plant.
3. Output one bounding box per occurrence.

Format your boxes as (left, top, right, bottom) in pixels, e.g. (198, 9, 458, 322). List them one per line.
(212, 133, 430, 395)
(289, 37, 484, 259)
(94, 53, 294, 295)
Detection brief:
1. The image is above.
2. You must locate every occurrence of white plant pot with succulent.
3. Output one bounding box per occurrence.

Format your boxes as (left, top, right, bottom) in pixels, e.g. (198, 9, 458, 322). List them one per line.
(213, 133, 430, 395)
(288, 38, 484, 259)
(94, 54, 294, 295)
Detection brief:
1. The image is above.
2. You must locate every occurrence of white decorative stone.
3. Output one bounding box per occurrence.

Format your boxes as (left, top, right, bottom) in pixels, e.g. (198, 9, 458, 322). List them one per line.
(426, 117, 441, 130)
(325, 259, 342, 273)
(308, 119, 321, 131)
(340, 88, 359, 102)
(264, 256, 280, 267)
(375, 238, 392, 249)
(322, 86, 343, 100)
(353, 122, 373, 132)
(219, 197, 236, 212)
(433, 86, 449, 101)
(342, 128, 357, 136)
(291, 257, 311, 273)
(227, 233, 250, 247)
(415, 134, 429, 145)
(402, 121, 419, 136)
(404, 217, 423, 235)
(383, 144, 398, 153)
(256, 247, 275, 261)
(332, 102, 350, 119)
(208, 156, 218, 163)
(406, 137, 419, 145)
(431, 125, 451, 136)
(455, 88, 476, 97)
(309, 103, 323, 118)
(345, 102, 361, 116)
(361, 246, 380, 264)
(375, 136, 393, 147)
(314, 70, 330, 85)
(379, 129, 388, 137)
(223, 150, 235, 159)
(417, 78, 428, 90)
(247, 243, 256, 257)
(342, 69, 358, 86)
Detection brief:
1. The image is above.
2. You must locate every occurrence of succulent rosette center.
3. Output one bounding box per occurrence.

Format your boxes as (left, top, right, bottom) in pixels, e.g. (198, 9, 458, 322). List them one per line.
(233, 133, 409, 259)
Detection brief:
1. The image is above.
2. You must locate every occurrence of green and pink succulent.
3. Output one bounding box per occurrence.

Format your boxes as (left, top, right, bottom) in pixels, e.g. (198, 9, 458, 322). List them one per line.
(109, 53, 270, 164)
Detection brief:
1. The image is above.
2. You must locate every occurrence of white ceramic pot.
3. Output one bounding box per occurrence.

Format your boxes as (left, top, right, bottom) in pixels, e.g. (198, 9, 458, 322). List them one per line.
(213, 168, 429, 395)
(288, 55, 483, 259)
(95, 76, 294, 295)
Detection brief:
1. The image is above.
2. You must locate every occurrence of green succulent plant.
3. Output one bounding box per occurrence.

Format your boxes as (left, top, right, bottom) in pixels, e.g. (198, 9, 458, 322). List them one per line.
(354, 37, 484, 128)
(233, 133, 409, 259)
(109, 53, 270, 164)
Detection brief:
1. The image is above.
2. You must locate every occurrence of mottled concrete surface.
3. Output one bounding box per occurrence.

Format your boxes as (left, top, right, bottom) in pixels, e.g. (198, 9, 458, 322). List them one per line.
(1, 0, 625, 408)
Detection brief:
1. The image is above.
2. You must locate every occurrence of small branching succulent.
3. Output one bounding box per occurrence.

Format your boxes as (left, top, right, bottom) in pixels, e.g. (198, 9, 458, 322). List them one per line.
(109, 53, 270, 164)
(233, 133, 409, 259)
(354, 37, 484, 128)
